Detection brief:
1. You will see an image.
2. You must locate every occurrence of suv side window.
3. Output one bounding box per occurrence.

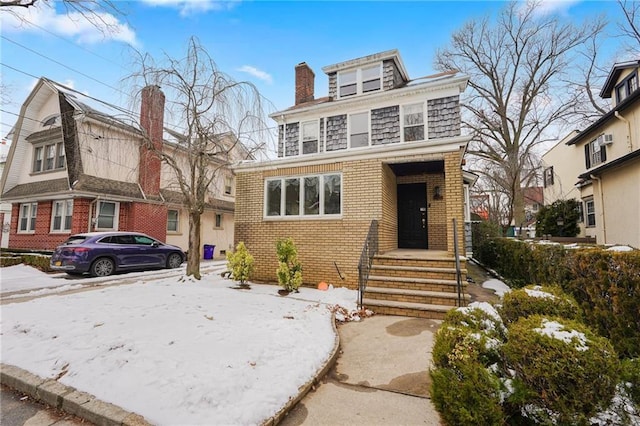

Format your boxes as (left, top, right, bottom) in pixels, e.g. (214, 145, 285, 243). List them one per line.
(133, 235, 155, 245)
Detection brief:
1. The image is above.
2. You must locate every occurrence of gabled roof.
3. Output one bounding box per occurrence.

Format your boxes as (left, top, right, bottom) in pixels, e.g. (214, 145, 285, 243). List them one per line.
(600, 59, 640, 98)
(321, 49, 409, 81)
(566, 87, 640, 146)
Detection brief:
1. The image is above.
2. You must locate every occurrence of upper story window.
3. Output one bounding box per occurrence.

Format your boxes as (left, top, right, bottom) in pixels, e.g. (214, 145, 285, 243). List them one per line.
(402, 103, 425, 141)
(615, 71, 638, 105)
(33, 142, 65, 173)
(349, 112, 369, 148)
(301, 120, 319, 154)
(41, 115, 60, 127)
(543, 166, 554, 187)
(585, 136, 607, 169)
(338, 64, 382, 98)
(224, 177, 234, 195)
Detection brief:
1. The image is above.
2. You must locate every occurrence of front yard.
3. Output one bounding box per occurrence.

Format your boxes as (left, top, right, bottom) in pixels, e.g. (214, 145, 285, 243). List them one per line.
(0, 265, 359, 425)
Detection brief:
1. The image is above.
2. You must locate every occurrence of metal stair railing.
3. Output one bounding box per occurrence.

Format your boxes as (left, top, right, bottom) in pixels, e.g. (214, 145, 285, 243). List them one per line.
(358, 220, 378, 308)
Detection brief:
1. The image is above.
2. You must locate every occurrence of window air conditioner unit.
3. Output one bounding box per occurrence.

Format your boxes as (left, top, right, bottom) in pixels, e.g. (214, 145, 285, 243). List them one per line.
(600, 134, 614, 145)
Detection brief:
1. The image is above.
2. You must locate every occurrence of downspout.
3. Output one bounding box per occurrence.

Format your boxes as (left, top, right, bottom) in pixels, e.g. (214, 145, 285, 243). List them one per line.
(614, 111, 633, 152)
(89, 198, 100, 232)
(590, 174, 606, 245)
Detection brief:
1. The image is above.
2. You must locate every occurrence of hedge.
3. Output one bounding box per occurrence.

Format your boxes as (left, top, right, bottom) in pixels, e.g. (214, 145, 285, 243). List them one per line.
(474, 238, 640, 358)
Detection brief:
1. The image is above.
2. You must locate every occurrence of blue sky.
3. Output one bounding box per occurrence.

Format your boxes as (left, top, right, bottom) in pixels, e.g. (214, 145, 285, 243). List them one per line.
(0, 0, 629, 152)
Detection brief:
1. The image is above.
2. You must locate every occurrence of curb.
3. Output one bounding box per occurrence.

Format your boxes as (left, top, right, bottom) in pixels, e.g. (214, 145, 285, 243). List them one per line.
(261, 313, 341, 426)
(0, 363, 151, 426)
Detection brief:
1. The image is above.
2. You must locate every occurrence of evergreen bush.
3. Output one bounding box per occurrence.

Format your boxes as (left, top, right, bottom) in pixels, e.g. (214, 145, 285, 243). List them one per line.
(226, 242, 254, 285)
(503, 315, 619, 424)
(500, 285, 582, 324)
(276, 237, 302, 292)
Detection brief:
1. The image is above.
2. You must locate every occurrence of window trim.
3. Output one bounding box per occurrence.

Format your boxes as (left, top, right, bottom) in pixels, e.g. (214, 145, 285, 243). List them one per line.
(264, 173, 343, 220)
(32, 141, 65, 174)
(224, 177, 233, 196)
(585, 136, 606, 169)
(50, 199, 73, 233)
(584, 198, 596, 228)
(299, 119, 320, 155)
(18, 202, 37, 233)
(337, 63, 383, 99)
(94, 201, 120, 231)
(348, 111, 370, 149)
(167, 209, 180, 233)
(214, 213, 223, 229)
(543, 166, 554, 187)
(401, 102, 426, 142)
(614, 71, 638, 105)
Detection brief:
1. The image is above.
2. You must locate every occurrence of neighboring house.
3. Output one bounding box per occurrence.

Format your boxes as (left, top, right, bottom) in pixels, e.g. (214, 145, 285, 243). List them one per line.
(0, 78, 239, 255)
(542, 60, 640, 247)
(0, 141, 11, 248)
(234, 50, 471, 318)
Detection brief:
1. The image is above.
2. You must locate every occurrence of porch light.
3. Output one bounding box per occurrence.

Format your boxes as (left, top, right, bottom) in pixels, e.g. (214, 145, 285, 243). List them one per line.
(433, 186, 442, 200)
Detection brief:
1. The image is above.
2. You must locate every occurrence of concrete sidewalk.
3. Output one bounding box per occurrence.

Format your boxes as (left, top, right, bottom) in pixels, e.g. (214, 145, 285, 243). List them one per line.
(280, 315, 443, 426)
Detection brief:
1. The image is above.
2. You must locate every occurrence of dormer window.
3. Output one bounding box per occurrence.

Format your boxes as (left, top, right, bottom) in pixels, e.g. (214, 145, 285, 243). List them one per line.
(615, 71, 638, 105)
(338, 63, 382, 98)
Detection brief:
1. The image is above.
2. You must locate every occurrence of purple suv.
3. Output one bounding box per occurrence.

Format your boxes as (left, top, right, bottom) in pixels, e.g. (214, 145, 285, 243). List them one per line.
(50, 232, 185, 277)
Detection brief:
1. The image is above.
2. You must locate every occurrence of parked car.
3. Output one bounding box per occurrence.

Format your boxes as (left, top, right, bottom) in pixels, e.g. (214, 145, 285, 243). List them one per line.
(50, 232, 185, 277)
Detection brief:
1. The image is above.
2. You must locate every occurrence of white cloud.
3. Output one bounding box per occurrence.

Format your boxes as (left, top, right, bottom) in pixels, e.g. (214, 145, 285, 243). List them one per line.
(529, 0, 582, 16)
(0, 2, 138, 46)
(236, 65, 273, 84)
(141, 0, 239, 17)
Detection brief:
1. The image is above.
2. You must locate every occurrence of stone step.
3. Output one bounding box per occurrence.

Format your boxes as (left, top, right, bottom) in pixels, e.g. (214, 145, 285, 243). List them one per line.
(369, 264, 466, 280)
(373, 255, 460, 269)
(367, 275, 465, 293)
(361, 298, 454, 320)
(364, 287, 468, 307)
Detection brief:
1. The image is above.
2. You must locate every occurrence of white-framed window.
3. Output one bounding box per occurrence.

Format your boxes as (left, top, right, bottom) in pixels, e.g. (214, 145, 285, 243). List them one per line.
(224, 177, 233, 196)
(95, 201, 119, 230)
(402, 103, 425, 142)
(18, 202, 37, 233)
(265, 173, 342, 218)
(543, 166, 554, 187)
(32, 142, 65, 173)
(215, 213, 222, 228)
(51, 200, 73, 232)
(337, 63, 382, 98)
(349, 112, 369, 148)
(615, 71, 638, 105)
(585, 137, 606, 169)
(300, 120, 319, 155)
(167, 209, 179, 232)
(585, 198, 596, 227)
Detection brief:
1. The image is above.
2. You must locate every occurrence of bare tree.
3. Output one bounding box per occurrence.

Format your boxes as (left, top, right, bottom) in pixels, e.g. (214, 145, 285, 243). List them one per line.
(436, 1, 605, 232)
(0, 0, 125, 34)
(618, 0, 640, 54)
(127, 37, 269, 279)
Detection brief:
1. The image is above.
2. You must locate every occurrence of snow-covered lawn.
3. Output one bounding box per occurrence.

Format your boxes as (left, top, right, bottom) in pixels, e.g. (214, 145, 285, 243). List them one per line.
(1, 267, 359, 425)
(482, 278, 511, 297)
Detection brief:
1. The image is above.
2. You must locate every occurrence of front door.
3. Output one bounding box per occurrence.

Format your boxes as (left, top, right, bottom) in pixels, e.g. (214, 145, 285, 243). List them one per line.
(397, 183, 428, 249)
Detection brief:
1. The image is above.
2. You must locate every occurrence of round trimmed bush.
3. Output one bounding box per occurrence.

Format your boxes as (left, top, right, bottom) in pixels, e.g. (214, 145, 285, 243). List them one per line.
(503, 315, 619, 424)
(431, 361, 504, 425)
(500, 285, 581, 324)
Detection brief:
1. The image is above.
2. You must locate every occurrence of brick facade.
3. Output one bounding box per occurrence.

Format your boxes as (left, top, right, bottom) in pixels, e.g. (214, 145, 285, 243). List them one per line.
(235, 151, 466, 289)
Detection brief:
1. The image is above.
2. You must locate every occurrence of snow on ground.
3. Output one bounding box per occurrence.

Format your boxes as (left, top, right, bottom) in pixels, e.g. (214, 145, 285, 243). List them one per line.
(482, 279, 511, 297)
(1, 268, 358, 425)
(606, 245, 635, 252)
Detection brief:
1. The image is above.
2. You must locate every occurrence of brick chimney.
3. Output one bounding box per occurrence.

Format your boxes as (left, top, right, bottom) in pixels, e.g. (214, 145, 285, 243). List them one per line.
(139, 85, 165, 197)
(295, 62, 315, 105)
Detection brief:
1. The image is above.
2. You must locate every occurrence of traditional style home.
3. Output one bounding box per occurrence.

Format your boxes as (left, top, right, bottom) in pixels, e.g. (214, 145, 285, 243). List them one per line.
(234, 50, 472, 318)
(0, 78, 240, 256)
(542, 60, 640, 248)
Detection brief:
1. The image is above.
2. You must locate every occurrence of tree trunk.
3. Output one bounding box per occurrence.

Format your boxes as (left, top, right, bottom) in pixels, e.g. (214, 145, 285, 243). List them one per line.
(187, 211, 202, 279)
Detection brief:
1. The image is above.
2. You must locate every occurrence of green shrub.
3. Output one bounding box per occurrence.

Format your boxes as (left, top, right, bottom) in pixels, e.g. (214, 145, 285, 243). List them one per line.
(474, 238, 640, 358)
(226, 242, 254, 285)
(500, 285, 582, 324)
(0, 256, 23, 267)
(23, 254, 52, 272)
(276, 237, 302, 292)
(431, 361, 505, 425)
(503, 315, 620, 424)
(620, 358, 640, 408)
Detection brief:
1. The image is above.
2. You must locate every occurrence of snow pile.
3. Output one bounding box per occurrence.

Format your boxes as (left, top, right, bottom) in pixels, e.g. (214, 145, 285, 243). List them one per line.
(534, 319, 588, 351)
(524, 286, 556, 299)
(482, 279, 511, 297)
(0, 270, 358, 425)
(606, 245, 635, 252)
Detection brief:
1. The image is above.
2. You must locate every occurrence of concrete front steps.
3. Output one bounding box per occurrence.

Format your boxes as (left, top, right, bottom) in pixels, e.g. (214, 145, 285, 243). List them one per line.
(362, 252, 469, 319)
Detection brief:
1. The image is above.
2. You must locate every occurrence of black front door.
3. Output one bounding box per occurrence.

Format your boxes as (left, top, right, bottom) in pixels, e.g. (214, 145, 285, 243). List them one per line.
(397, 183, 428, 249)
